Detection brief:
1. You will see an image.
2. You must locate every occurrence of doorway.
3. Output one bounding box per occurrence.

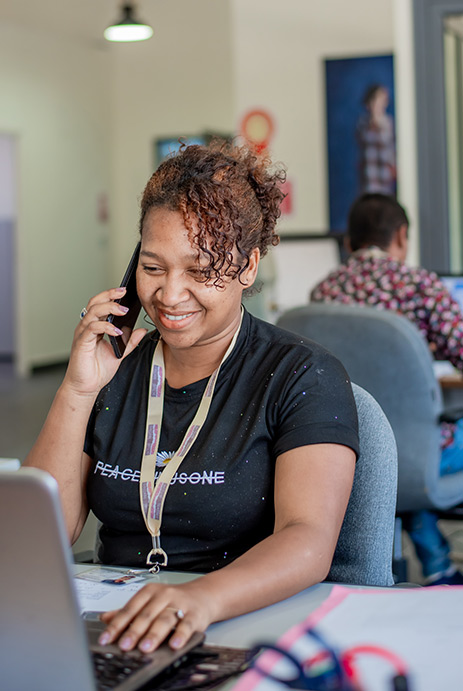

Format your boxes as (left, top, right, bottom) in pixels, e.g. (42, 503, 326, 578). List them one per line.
(0, 134, 17, 362)
(444, 14, 463, 272)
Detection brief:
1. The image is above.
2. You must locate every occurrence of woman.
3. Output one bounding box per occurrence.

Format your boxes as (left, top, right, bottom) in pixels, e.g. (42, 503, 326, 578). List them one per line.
(25, 140, 358, 654)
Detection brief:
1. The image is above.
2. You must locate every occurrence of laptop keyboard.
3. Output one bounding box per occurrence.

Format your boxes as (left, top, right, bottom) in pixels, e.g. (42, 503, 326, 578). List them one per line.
(92, 644, 257, 691)
(148, 645, 258, 690)
(93, 649, 155, 690)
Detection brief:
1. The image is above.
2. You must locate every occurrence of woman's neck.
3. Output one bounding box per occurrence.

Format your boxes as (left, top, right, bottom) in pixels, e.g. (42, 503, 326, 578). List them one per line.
(162, 321, 241, 389)
(163, 348, 221, 388)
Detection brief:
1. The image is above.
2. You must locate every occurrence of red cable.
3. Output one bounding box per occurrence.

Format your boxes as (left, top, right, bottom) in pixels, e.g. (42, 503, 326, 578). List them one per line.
(341, 645, 408, 689)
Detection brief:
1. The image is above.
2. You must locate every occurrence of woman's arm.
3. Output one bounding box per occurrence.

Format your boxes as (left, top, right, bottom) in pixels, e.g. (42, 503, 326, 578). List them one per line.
(24, 287, 147, 542)
(99, 442, 356, 652)
(23, 386, 95, 542)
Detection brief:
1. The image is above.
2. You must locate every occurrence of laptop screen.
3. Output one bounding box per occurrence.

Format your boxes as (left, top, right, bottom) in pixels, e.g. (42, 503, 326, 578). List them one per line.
(439, 274, 463, 313)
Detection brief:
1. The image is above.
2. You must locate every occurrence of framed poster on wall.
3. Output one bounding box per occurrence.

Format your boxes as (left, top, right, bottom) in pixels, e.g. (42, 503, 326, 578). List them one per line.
(153, 132, 232, 169)
(325, 54, 396, 232)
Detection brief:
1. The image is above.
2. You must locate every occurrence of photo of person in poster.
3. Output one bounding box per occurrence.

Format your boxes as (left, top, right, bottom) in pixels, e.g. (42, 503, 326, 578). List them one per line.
(325, 54, 396, 232)
(356, 84, 396, 195)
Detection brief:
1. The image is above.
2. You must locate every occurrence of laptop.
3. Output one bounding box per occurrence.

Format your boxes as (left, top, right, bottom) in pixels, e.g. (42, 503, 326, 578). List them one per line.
(0, 467, 204, 691)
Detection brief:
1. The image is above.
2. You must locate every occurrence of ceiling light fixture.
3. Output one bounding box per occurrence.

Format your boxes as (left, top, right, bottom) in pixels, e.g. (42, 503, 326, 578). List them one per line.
(104, 3, 153, 42)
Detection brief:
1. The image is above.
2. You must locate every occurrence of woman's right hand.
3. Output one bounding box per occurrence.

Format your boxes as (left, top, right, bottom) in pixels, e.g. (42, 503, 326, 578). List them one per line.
(63, 287, 147, 398)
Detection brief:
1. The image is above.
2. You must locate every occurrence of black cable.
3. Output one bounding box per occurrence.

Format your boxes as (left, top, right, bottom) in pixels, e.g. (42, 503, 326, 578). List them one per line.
(392, 674, 409, 691)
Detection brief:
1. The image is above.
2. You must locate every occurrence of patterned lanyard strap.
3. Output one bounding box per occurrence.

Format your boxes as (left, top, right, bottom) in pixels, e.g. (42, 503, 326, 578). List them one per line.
(139, 310, 243, 573)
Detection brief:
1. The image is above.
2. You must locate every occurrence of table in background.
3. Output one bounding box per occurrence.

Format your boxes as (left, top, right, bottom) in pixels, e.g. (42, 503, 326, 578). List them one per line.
(439, 373, 463, 409)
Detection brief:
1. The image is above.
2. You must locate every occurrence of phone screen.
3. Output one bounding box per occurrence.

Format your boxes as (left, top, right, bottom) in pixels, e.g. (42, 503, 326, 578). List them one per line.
(107, 242, 142, 358)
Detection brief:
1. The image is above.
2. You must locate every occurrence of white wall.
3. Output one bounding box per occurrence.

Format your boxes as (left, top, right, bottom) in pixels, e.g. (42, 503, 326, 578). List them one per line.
(0, 22, 112, 372)
(230, 0, 394, 234)
(0, 135, 16, 219)
(393, 0, 419, 267)
(0, 1, 416, 371)
(110, 0, 235, 282)
(0, 134, 16, 356)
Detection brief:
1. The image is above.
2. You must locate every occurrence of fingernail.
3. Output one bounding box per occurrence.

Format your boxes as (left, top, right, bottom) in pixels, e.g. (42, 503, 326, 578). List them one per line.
(115, 287, 126, 293)
(98, 632, 111, 645)
(119, 306, 129, 313)
(114, 327, 123, 335)
(140, 639, 153, 652)
(170, 636, 183, 649)
(120, 635, 133, 650)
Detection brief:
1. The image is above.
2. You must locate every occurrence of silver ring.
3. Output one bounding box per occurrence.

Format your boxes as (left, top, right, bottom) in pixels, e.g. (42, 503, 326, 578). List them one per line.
(80, 307, 88, 320)
(167, 607, 185, 621)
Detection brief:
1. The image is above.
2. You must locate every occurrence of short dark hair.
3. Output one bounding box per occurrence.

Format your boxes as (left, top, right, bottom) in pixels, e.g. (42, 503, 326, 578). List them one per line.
(347, 193, 409, 252)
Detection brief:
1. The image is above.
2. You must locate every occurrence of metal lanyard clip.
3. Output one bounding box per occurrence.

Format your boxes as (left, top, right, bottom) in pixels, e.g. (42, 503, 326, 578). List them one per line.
(146, 534, 168, 574)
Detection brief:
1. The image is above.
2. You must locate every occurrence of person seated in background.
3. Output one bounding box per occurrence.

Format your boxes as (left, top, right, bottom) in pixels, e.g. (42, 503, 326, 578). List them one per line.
(311, 192, 463, 586)
(25, 140, 358, 654)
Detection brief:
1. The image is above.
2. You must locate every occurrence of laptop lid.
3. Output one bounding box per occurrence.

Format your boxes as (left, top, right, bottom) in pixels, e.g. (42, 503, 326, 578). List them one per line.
(0, 468, 203, 691)
(0, 467, 96, 691)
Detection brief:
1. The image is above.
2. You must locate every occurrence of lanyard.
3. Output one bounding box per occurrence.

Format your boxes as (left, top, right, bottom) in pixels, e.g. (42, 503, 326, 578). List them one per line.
(139, 310, 243, 572)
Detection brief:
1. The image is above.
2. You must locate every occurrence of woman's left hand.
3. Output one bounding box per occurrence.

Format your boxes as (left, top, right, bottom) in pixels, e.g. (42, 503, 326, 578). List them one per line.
(98, 582, 215, 652)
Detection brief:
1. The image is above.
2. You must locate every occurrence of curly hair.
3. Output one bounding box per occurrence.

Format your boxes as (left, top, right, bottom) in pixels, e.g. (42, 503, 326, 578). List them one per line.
(139, 139, 286, 287)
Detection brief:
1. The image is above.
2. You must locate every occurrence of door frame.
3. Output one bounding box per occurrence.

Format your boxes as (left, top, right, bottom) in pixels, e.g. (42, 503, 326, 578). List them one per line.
(413, 0, 463, 270)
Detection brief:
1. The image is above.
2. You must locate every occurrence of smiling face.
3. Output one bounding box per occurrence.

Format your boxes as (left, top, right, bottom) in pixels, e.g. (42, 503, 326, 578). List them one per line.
(137, 206, 259, 356)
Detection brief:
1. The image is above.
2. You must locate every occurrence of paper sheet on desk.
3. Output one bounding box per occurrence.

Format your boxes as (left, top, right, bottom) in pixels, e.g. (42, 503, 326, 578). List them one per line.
(74, 568, 149, 613)
(233, 585, 463, 691)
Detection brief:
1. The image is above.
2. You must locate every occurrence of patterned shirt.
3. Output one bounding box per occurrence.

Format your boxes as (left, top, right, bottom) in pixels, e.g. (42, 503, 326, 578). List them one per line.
(310, 247, 463, 448)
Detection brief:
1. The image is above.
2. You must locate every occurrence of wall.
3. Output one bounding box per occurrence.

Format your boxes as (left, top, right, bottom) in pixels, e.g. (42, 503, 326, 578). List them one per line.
(110, 0, 396, 270)
(393, 0, 419, 267)
(0, 22, 112, 373)
(110, 0, 234, 282)
(0, 134, 16, 356)
(0, 1, 414, 370)
(230, 0, 394, 234)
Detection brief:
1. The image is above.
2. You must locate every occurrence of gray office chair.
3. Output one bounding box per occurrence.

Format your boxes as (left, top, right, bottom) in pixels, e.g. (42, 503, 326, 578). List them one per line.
(278, 303, 463, 514)
(328, 383, 397, 586)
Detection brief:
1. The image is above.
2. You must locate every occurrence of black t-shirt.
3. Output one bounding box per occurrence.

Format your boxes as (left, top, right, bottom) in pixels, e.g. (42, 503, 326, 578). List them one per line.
(85, 309, 359, 572)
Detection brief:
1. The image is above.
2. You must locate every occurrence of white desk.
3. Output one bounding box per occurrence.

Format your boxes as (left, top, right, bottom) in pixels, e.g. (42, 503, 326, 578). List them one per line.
(205, 582, 338, 648)
(74, 564, 369, 648)
(74, 564, 352, 691)
(74, 566, 463, 690)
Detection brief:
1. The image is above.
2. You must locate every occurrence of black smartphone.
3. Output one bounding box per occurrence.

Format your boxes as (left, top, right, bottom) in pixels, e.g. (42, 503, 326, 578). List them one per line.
(107, 242, 142, 358)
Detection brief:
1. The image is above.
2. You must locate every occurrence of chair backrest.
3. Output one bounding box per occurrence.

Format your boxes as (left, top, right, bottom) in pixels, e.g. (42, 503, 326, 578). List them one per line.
(328, 383, 397, 586)
(277, 303, 463, 512)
